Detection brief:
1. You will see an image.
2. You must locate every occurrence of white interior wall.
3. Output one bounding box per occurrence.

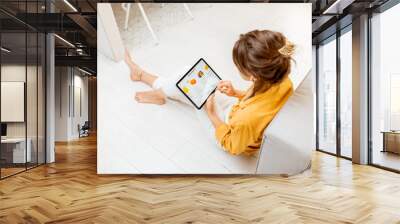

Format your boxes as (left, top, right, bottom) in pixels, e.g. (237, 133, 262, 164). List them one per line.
(55, 66, 69, 141)
(55, 67, 89, 141)
(1, 65, 37, 138)
(71, 73, 89, 138)
(1, 64, 46, 163)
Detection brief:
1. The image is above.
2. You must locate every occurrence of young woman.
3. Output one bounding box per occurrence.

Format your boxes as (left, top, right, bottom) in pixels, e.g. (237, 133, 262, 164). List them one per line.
(125, 29, 295, 156)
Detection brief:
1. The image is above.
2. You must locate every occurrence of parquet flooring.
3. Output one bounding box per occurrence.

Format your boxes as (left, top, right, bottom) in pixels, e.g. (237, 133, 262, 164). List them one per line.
(1, 134, 400, 223)
(0, 167, 26, 178)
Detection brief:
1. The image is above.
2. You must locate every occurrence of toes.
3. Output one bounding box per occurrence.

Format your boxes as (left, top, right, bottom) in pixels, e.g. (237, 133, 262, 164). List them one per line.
(135, 96, 143, 103)
(156, 98, 166, 105)
(134, 93, 141, 101)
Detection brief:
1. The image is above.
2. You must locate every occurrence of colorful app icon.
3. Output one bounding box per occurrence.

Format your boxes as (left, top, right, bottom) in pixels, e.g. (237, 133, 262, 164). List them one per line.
(183, 86, 189, 93)
(197, 71, 204, 78)
(190, 79, 197, 85)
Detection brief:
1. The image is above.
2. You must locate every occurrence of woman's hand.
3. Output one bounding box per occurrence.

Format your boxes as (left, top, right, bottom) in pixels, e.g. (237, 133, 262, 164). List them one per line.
(217, 81, 246, 98)
(217, 81, 237, 97)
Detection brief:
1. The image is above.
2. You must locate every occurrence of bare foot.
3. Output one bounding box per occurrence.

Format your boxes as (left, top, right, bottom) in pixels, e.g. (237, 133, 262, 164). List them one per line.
(134, 89, 166, 105)
(125, 50, 143, 81)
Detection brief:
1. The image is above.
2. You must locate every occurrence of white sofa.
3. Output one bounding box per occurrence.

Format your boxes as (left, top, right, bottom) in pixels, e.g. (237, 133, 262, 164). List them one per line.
(256, 73, 314, 175)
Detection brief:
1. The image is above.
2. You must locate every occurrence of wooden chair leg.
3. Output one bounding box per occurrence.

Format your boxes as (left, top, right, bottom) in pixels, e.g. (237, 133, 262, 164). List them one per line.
(121, 3, 131, 30)
(138, 3, 159, 44)
(183, 3, 194, 19)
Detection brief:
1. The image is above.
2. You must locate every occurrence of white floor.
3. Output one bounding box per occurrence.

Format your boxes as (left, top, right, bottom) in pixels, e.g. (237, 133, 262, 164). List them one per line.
(373, 150, 400, 171)
(98, 3, 311, 174)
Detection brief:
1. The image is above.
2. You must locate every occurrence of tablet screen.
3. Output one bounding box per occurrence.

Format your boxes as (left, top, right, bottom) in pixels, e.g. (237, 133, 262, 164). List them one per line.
(176, 59, 221, 109)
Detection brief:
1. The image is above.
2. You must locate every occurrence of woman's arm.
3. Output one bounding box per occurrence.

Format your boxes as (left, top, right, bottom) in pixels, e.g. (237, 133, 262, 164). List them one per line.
(205, 94, 253, 155)
(205, 94, 225, 128)
(217, 81, 246, 99)
(207, 110, 225, 128)
(232, 89, 246, 99)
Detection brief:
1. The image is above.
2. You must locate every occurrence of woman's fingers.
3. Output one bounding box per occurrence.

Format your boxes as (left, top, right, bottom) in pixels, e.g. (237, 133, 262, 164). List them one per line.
(217, 83, 225, 91)
(217, 83, 225, 90)
(219, 80, 230, 86)
(217, 81, 236, 96)
(217, 81, 230, 90)
(217, 85, 228, 94)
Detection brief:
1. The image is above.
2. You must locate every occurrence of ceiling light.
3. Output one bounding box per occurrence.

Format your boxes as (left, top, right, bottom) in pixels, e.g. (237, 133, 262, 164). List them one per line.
(78, 67, 93, 76)
(323, 0, 355, 15)
(63, 0, 78, 12)
(1, 47, 11, 53)
(76, 48, 85, 55)
(54, 34, 75, 48)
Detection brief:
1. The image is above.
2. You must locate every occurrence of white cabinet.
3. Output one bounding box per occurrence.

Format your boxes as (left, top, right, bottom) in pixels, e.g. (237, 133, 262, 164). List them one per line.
(1, 138, 32, 163)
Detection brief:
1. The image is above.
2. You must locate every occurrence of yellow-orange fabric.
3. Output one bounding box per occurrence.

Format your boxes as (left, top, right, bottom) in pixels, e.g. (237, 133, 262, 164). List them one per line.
(215, 77, 293, 155)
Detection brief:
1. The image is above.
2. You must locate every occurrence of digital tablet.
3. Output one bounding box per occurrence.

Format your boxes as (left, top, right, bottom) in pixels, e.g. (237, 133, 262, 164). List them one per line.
(176, 58, 222, 109)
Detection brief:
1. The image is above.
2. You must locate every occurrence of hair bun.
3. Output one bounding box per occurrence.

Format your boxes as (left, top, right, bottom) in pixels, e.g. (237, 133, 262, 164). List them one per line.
(278, 40, 295, 58)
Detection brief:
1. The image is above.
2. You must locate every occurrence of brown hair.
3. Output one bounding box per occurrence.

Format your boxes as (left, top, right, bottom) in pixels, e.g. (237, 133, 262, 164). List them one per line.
(232, 30, 295, 94)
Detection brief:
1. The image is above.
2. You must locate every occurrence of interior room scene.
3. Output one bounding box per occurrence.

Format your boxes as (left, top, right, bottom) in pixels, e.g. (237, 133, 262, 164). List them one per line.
(0, 0, 97, 179)
(1, 0, 400, 223)
(97, 3, 313, 174)
(1, 8, 46, 178)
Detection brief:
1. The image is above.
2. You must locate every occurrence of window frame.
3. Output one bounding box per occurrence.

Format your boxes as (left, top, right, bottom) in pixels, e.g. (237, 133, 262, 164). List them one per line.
(367, 0, 400, 173)
(315, 24, 353, 161)
(0, 0, 48, 180)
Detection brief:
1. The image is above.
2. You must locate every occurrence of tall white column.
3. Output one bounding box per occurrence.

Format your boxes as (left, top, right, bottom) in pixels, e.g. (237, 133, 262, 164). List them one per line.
(352, 14, 369, 164)
(46, 33, 55, 163)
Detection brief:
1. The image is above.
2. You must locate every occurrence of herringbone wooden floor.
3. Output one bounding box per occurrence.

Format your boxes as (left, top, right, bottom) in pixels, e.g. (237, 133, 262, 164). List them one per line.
(1, 135, 400, 224)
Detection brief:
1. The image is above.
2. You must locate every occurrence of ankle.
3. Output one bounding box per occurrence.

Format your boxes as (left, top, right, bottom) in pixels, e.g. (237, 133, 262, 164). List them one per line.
(138, 70, 143, 81)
